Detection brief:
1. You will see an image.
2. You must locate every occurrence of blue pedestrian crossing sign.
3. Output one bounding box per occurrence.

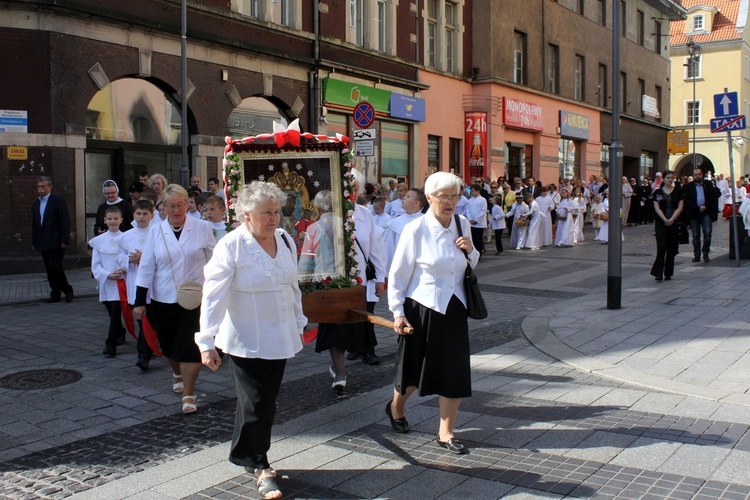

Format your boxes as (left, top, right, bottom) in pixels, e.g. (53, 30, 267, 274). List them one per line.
(714, 92, 739, 118)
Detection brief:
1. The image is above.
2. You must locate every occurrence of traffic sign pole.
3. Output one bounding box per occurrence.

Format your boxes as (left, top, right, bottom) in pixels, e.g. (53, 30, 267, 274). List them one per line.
(727, 129, 741, 267)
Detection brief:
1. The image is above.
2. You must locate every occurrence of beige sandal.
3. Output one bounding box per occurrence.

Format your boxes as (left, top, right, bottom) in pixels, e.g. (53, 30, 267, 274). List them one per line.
(172, 374, 184, 394)
(182, 395, 197, 415)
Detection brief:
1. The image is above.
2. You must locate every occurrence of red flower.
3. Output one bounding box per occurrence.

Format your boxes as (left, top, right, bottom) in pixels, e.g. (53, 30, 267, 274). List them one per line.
(356, 276, 363, 284)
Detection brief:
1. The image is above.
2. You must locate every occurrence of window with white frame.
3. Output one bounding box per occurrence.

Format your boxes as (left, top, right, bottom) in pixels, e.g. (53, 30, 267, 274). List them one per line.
(685, 55, 701, 79)
(745, 56, 750, 81)
(427, 0, 437, 67)
(234, 0, 301, 28)
(424, 0, 463, 74)
(377, 0, 387, 52)
(687, 101, 701, 125)
(692, 14, 705, 32)
(350, 0, 364, 45)
(513, 31, 526, 85)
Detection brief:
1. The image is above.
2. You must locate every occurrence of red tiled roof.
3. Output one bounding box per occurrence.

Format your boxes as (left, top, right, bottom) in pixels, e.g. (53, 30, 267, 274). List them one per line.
(670, 0, 743, 45)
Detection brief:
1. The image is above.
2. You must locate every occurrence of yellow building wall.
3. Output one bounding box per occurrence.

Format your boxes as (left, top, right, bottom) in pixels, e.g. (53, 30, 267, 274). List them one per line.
(669, 45, 750, 177)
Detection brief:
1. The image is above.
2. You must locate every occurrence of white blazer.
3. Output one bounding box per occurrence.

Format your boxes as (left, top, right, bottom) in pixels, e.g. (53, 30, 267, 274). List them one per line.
(388, 211, 479, 318)
(135, 216, 216, 303)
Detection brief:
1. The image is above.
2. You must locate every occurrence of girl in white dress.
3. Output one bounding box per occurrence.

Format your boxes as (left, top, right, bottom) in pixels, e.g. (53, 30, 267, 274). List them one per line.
(554, 189, 575, 247)
(595, 192, 624, 244)
(571, 187, 587, 243)
(596, 196, 610, 243)
(590, 194, 604, 231)
(508, 194, 529, 249)
(522, 193, 545, 250)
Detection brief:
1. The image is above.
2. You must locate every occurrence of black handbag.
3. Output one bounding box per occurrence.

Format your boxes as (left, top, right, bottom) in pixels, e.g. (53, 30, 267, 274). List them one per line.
(453, 214, 488, 320)
(355, 237, 377, 281)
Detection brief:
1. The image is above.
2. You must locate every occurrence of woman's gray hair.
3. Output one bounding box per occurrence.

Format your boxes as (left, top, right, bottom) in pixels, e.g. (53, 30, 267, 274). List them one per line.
(424, 171, 464, 196)
(313, 190, 333, 211)
(235, 181, 287, 220)
(163, 184, 188, 203)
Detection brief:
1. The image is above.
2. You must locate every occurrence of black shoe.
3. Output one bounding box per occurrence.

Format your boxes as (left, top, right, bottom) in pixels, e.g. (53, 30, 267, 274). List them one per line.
(665, 276, 672, 281)
(703, 255, 710, 263)
(346, 351, 362, 360)
(692, 256, 701, 263)
(116, 336, 126, 346)
(64, 291, 74, 303)
(103, 345, 117, 357)
(655, 276, 663, 282)
(362, 353, 381, 365)
(385, 401, 409, 433)
(437, 436, 467, 454)
(45, 296, 62, 303)
(135, 358, 150, 371)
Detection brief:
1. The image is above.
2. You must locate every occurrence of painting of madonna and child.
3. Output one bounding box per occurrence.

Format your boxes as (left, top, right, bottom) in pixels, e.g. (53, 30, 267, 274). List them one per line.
(239, 149, 346, 282)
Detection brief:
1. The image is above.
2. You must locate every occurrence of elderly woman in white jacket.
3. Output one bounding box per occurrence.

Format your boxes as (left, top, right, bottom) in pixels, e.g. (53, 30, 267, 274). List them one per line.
(196, 181, 305, 500)
(134, 184, 216, 414)
(387, 172, 479, 455)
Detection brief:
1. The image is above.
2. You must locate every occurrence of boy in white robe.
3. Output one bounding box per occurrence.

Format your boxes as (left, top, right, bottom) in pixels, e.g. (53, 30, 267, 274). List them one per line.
(91, 206, 128, 357)
(116, 200, 155, 369)
(372, 197, 392, 229)
(508, 194, 530, 249)
(384, 189, 426, 270)
(204, 195, 228, 242)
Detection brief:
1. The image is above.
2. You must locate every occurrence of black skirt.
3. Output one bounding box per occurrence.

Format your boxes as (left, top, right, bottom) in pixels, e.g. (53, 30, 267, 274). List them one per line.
(394, 295, 472, 399)
(149, 300, 202, 363)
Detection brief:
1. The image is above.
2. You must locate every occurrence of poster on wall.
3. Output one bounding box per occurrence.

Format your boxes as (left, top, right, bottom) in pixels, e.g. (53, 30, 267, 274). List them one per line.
(465, 111, 487, 182)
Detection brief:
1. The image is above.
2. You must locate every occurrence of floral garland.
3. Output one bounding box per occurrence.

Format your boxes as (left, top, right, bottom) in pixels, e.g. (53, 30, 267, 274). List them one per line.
(223, 120, 360, 294)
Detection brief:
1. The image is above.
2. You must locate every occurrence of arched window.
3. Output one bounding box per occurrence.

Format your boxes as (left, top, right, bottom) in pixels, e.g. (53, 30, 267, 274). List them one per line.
(227, 96, 289, 138)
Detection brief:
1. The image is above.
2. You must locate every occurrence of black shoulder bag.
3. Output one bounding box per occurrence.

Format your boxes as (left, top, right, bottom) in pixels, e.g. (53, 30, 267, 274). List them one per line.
(453, 214, 488, 319)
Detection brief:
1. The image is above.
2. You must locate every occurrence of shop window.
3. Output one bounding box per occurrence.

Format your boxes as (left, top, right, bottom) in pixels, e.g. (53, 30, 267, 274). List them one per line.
(382, 122, 409, 177)
(559, 139, 581, 181)
(640, 152, 655, 179)
(449, 138, 461, 175)
(86, 78, 182, 146)
(428, 135, 441, 170)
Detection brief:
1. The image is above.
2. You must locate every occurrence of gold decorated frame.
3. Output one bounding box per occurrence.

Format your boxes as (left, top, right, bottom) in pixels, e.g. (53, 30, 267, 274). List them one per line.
(237, 149, 346, 282)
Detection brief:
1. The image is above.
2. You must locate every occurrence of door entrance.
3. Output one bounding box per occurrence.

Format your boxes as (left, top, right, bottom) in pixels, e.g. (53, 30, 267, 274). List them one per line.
(506, 144, 533, 181)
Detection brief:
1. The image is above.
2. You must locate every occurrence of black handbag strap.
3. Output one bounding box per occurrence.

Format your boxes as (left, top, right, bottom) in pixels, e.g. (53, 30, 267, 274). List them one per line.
(354, 236, 372, 264)
(453, 214, 472, 277)
(277, 229, 295, 259)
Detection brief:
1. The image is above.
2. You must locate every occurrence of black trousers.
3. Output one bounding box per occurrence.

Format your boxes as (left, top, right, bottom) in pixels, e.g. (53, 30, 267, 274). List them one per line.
(651, 222, 679, 279)
(494, 229, 504, 253)
(135, 317, 154, 360)
(41, 248, 72, 297)
(228, 355, 287, 470)
(470, 227, 485, 254)
(102, 301, 124, 347)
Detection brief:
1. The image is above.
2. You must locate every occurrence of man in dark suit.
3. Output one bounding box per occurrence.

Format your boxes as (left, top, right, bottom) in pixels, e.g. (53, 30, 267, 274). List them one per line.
(682, 168, 718, 263)
(523, 177, 541, 198)
(32, 176, 74, 303)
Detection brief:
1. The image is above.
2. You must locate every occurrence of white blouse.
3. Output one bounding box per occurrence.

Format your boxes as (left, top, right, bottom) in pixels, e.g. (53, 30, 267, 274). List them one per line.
(195, 226, 306, 360)
(388, 211, 480, 318)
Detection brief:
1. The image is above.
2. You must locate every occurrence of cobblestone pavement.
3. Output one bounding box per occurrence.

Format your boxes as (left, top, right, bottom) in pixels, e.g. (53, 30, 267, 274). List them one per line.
(0, 221, 748, 499)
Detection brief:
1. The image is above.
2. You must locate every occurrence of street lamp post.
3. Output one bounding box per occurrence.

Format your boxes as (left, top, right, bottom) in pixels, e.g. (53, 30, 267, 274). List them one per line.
(686, 40, 702, 170)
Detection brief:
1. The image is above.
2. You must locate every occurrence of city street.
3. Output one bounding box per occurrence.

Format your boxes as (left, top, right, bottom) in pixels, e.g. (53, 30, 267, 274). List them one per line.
(1, 220, 750, 499)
